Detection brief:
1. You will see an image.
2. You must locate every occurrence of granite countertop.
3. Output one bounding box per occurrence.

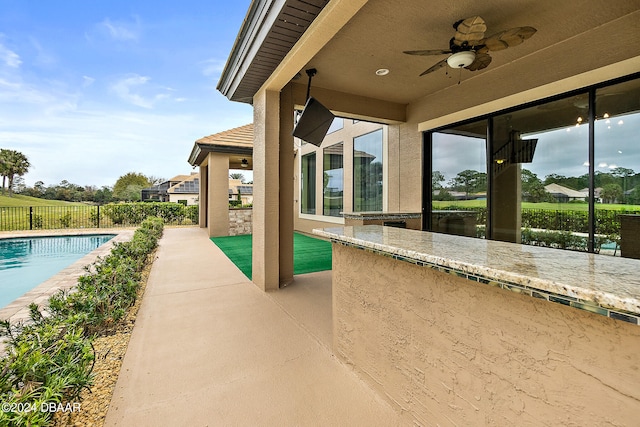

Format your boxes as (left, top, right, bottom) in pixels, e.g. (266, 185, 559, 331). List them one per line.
(313, 225, 640, 317)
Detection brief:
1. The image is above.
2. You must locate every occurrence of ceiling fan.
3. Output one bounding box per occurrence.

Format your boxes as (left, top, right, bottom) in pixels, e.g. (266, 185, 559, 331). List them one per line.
(403, 16, 536, 76)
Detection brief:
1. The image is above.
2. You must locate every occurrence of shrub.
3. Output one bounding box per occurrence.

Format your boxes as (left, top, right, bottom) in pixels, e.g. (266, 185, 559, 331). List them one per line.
(0, 308, 94, 427)
(102, 202, 194, 225)
(0, 217, 164, 426)
(59, 212, 72, 228)
(32, 214, 43, 229)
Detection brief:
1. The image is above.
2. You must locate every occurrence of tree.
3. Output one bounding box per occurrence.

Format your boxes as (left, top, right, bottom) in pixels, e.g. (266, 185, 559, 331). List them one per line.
(432, 171, 445, 191)
(94, 186, 114, 204)
(628, 186, 640, 205)
(147, 175, 165, 186)
(449, 170, 487, 198)
(522, 169, 553, 203)
(610, 167, 635, 202)
(113, 172, 152, 201)
(120, 184, 145, 202)
(0, 149, 30, 196)
(600, 183, 623, 204)
(229, 173, 245, 183)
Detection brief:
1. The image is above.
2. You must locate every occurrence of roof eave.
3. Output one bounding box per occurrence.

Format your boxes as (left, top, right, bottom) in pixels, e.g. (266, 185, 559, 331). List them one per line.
(188, 143, 203, 166)
(188, 142, 254, 167)
(217, 0, 282, 103)
(217, 0, 329, 104)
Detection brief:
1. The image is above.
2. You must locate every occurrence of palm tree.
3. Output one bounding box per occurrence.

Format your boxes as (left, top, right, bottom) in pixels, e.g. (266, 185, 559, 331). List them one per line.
(229, 173, 245, 183)
(0, 149, 30, 196)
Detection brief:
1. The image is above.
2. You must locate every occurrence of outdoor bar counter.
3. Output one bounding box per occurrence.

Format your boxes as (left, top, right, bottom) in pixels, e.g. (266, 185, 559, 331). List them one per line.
(313, 225, 640, 426)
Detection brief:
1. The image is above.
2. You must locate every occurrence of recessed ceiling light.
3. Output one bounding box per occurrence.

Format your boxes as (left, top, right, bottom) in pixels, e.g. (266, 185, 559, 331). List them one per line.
(375, 68, 389, 76)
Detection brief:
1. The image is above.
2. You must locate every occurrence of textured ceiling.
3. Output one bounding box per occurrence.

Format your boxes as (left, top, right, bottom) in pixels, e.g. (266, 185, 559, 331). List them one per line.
(301, 0, 640, 106)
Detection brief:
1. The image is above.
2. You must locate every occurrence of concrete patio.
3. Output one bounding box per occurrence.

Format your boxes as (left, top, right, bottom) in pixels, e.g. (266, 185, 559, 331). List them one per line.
(105, 227, 402, 426)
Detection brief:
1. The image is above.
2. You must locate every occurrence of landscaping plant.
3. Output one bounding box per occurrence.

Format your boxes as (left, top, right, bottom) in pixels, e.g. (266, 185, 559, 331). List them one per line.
(0, 217, 164, 426)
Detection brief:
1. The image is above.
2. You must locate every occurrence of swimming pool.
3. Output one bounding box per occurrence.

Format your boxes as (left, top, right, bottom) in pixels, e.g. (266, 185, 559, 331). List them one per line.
(0, 234, 115, 309)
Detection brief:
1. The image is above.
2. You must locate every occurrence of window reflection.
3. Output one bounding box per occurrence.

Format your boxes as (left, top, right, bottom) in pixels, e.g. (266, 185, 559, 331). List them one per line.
(493, 94, 590, 246)
(301, 153, 316, 214)
(354, 129, 383, 212)
(323, 142, 344, 216)
(595, 79, 640, 255)
(432, 120, 487, 238)
(428, 75, 640, 255)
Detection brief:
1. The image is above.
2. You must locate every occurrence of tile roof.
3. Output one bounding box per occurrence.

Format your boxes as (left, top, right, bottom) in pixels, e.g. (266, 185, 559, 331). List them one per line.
(188, 124, 254, 166)
(195, 123, 253, 148)
(168, 174, 200, 194)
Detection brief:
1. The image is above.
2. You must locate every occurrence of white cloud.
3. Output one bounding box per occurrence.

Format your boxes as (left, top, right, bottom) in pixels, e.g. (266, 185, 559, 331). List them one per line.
(110, 74, 182, 109)
(82, 76, 95, 87)
(111, 74, 153, 108)
(201, 58, 226, 77)
(0, 41, 21, 68)
(99, 17, 141, 42)
(29, 37, 55, 67)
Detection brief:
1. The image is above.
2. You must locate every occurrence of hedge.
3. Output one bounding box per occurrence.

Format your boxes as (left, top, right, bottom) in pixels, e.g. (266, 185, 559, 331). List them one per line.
(0, 217, 164, 427)
(101, 202, 197, 226)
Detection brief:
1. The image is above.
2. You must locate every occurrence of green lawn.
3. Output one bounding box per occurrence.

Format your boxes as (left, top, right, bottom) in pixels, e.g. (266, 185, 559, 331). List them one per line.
(211, 232, 332, 279)
(0, 194, 85, 207)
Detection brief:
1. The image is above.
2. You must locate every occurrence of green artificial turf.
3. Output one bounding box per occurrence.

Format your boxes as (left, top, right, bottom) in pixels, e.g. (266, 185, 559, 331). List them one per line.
(211, 232, 332, 280)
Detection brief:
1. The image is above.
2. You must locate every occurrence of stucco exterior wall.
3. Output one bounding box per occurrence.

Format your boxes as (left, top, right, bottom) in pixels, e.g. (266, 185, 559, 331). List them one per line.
(332, 243, 640, 426)
(168, 194, 198, 206)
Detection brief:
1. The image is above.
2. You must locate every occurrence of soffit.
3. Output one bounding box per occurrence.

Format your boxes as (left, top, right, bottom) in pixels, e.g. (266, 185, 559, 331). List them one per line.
(218, 0, 330, 103)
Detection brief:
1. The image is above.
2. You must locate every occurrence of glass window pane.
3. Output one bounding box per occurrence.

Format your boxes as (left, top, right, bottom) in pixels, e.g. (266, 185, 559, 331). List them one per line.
(493, 94, 590, 249)
(354, 129, 383, 212)
(323, 142, 344, 216)
(432, 119, 487, 238)
(301, 153, 316, 214)
(595, 79, 640, 256)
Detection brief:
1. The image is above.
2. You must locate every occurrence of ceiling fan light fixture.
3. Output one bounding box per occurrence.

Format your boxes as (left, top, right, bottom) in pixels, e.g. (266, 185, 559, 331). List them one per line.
(241, 158, 248, 168)
(446, 51, 476, 68)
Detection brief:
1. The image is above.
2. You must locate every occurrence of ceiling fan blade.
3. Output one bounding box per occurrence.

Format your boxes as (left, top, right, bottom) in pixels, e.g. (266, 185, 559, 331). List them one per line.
(403, 49, 452, 56)
(420, 58, 447, 76)
(481, 26, 537, 51)
(453, 16, 487, 47)
(465, 52, 492, 71)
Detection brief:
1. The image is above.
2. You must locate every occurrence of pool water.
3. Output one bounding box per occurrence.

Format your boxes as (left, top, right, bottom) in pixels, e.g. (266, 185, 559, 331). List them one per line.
(0, 234, 115, 309)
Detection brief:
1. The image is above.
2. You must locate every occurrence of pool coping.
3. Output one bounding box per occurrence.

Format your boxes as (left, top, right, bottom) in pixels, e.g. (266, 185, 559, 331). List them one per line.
(0, 229, 135, 324)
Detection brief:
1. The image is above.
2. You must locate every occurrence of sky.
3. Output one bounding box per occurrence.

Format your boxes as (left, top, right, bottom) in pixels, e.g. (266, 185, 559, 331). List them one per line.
(0, 0, 254, 188)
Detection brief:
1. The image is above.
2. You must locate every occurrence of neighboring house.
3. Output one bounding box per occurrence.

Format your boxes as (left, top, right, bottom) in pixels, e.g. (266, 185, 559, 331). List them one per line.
(544, 183, 587, 202)
(167, 174, 200, 205)
(142, 172, 255, 208)
(580, 187, 603, 202)
(228, 179, 253, 206)
(141, 173, 199, 205)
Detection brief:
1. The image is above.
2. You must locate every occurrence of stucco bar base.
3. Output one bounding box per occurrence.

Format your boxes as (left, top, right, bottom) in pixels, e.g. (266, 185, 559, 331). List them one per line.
(331, 243, 640, 426)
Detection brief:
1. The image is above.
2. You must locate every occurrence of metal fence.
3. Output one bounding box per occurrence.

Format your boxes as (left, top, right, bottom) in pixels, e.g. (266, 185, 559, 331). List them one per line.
(0, 205, 199, 231)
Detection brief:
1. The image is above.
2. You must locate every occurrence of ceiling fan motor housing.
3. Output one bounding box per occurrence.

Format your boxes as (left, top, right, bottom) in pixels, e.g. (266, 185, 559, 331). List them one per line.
(446, 51, 476, 68)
